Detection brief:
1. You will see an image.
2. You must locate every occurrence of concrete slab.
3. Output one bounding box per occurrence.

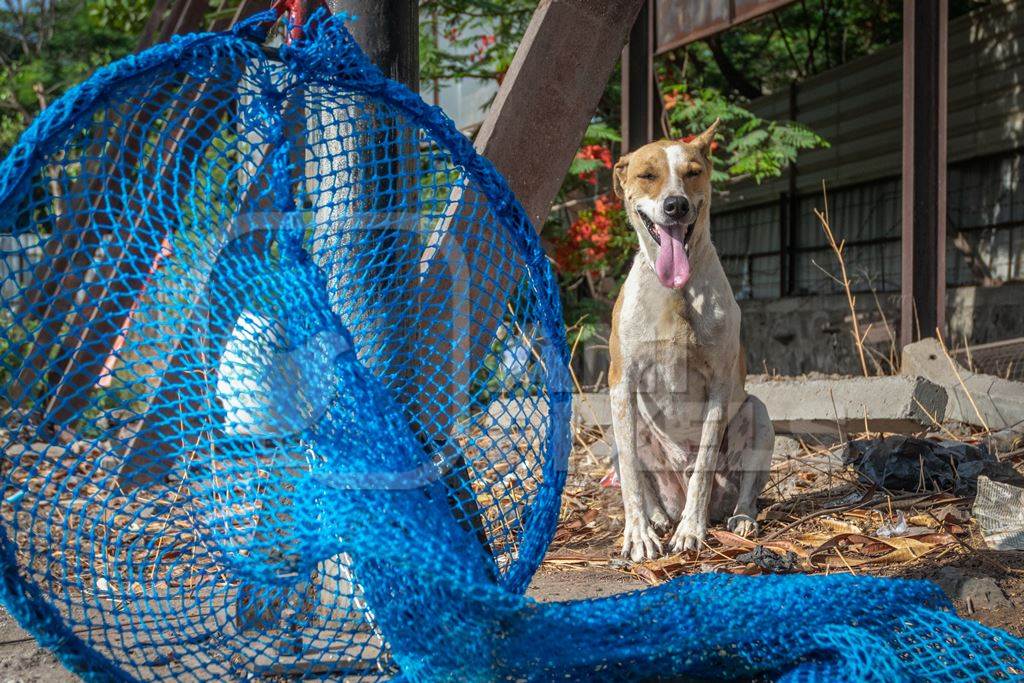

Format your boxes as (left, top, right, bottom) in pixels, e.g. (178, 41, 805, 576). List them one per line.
(902, 338, 1024, 430)
(570, 377, 947, 439)
(746, 375, 947, 436)
(573, 392, 612, 427)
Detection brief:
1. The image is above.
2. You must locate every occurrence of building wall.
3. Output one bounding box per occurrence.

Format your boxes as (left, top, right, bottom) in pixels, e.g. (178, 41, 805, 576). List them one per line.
(740, 282, 1024, 376)
(575, 1, 1024, 385)
(711, 0, 1024, 299)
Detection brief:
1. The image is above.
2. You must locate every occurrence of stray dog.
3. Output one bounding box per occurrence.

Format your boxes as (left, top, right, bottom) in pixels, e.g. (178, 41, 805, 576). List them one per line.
(609, 120, 774, 561)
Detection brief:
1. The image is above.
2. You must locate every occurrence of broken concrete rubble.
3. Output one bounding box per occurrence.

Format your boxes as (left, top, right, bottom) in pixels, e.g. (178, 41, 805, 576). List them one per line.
(561, 338, 1024, 438)
(902, 338, 1024, 430)
(746, 375, 948, 436)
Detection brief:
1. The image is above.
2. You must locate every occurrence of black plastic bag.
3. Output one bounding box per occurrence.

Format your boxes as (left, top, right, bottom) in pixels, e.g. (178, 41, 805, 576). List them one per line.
(843, 435, 1024, 495)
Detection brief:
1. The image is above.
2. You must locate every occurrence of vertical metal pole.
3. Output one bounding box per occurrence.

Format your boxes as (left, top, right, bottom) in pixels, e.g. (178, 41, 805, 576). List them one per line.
(621, 0, 660, 152)
(784, 81, 800, 298)
(901, 0, 947, 345)
(332, 0, 494, 568)
(334, 0, 419, 90)
(778, 192, 789, 298)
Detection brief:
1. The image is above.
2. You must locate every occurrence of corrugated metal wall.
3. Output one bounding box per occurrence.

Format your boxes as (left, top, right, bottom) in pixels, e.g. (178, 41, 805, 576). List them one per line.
(712, 0, 1024, 298)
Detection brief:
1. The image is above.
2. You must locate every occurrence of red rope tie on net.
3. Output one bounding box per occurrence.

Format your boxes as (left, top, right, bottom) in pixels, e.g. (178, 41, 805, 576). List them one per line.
(272, 0, 310, 42)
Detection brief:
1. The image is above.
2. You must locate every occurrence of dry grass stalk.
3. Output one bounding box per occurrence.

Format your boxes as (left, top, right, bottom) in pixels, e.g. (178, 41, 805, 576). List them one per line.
(565, 317, 610, 460)
(912, 396, 962, 441)
(935, 330, 991, 433)
(827, 386, 847, 442)
(867, 285, 899, 374)
(814, 183, 870, 377)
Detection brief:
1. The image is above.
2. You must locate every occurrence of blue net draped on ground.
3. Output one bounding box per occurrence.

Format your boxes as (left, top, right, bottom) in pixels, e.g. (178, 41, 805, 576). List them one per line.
(0, 10, 1021, 681)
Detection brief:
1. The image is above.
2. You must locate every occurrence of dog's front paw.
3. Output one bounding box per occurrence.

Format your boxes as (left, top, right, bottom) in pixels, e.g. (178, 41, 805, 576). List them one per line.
(621, 519, 663, 562)
(727, 514, 759, 538)
(670, 516, 707, 554)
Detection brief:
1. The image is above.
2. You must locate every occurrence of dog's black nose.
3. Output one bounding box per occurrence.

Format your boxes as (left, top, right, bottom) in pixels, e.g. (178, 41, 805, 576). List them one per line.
(663, 195, 690, 219)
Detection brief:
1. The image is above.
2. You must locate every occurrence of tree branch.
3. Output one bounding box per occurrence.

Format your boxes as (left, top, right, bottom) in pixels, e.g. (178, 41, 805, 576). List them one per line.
(705, 36, 762, 100)
(772, 11, 805, 78)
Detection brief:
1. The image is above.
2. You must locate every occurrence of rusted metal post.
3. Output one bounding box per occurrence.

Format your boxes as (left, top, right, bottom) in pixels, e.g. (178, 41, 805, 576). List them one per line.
(13, 0, 212, 422)
(901, 0, 947, 345)
(783, 81, 799, 298)
(333, 0, 419, 90)
(622, 0, 660, 152)
(476, 0, 646, 229)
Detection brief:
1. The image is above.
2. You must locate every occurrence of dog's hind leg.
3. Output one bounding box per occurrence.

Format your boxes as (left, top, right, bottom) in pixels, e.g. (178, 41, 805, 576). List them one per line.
(640, 470, 671, 533)
(631, 427, 671, 532)
(723, 395, 774, 537)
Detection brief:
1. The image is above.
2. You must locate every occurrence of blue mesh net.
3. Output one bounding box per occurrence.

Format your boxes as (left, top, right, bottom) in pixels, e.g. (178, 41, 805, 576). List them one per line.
(0, 10, 1021, 682)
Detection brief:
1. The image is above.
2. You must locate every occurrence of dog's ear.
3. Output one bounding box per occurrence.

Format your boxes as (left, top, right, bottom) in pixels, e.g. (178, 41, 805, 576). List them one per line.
(613, 153, 631, 198)
(693, 118, 721, 159)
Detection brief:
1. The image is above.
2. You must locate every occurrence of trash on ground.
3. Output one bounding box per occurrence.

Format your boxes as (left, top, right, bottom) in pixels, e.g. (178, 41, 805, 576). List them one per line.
(843, 435, 1024, 495)
(599, 468, 620, 488)
(736, 546, 800, 573)
(973, 475, 1024, 551)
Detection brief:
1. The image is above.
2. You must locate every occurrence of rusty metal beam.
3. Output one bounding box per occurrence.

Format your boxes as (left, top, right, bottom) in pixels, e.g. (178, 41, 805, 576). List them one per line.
(475, 0, 646, 230)
(342, 0, 419, 90)
(654, 0, 799, 55)
(137, 0, 172, 51)
(622, 0, 662, 152)
(212, 0, 267, 31)
(162, 0, 212, 43)
(10, 0, 215, 415)
(900, 0, 947, 345)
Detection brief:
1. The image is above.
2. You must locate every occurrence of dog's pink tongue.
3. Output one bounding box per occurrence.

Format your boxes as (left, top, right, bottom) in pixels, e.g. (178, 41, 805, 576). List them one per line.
(655, 225, 690, 289)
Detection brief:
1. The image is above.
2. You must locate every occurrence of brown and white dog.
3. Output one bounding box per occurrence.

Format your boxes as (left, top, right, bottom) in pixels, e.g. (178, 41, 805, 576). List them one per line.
(609, 120, 774, 561)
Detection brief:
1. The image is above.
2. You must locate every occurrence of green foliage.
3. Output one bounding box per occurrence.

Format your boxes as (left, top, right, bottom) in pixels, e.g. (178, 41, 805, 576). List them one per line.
(663, 86, 828, 183)
(0, 0, 151, 154)
(89, 0, 153, 35)
(419, 0, 535, 85)
(581, 121, 620, 145)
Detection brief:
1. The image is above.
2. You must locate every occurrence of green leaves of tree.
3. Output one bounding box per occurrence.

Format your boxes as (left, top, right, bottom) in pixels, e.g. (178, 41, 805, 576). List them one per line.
(663, 86, 828, 184)
(0, 0, 149, 153)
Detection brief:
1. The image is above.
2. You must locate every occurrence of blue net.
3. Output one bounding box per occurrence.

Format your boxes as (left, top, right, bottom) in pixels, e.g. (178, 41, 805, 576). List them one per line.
(0, 10, 1021, 682)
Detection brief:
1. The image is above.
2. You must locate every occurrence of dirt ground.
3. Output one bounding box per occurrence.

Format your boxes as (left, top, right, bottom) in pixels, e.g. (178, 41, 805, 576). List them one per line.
(1, 431, 1022, 680)
(538, 428, 1024, 639)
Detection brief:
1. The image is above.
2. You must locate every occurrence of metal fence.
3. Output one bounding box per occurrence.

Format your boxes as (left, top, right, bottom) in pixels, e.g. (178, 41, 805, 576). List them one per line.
(712, 149, 1024, 299)
(955, 337, 1024, 381)
(709, 0, 1024, 300)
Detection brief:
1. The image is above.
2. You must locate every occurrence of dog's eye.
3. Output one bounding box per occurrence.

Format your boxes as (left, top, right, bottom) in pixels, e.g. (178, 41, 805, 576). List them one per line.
(637, 172, 657, 181)
(687, 168, 702, 177)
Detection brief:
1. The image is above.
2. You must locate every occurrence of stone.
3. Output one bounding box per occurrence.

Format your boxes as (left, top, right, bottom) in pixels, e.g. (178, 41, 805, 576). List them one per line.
(746, 375, 948, 436)
(902, 337, 1024, 430)
(583, 438, 615, 460)
(934, 567, 1013, 612)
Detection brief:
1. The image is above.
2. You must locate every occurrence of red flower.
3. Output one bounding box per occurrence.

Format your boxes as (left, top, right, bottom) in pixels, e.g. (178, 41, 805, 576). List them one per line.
(681, 132, 719, 152)
(578, 144, 613, 169)
(574, 144, 614, 185)
(550, 193, 625, 276)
